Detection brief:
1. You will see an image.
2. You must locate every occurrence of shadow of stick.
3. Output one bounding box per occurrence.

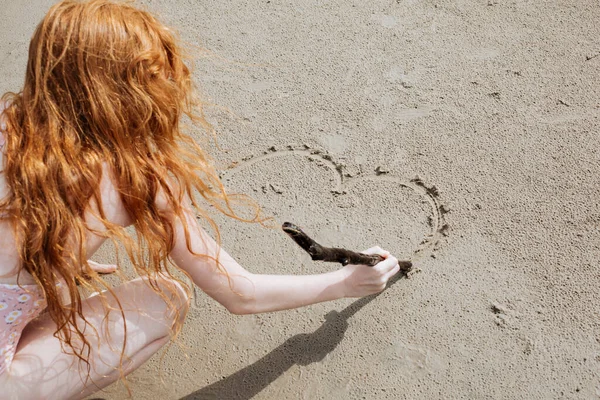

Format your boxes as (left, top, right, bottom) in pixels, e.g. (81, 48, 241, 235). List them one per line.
(181, 273, 406, 400)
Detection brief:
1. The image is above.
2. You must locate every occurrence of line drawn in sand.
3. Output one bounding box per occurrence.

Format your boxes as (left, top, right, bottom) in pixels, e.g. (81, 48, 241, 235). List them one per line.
(220, 145, 449, 263)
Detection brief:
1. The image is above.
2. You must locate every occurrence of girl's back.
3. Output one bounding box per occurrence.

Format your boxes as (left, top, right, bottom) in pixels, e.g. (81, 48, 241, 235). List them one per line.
(0, 157, 132, 285)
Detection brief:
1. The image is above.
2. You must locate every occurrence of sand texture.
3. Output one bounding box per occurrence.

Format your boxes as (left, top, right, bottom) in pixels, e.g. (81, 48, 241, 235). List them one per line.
(2, 0, 600, 398)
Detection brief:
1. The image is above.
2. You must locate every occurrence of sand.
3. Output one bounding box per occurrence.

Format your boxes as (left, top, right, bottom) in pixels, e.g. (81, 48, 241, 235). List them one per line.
(2, 0, 600, 398)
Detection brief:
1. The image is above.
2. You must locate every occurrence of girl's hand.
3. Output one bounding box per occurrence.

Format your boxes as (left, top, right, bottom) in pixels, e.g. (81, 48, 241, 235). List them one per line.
(340, 246, 401, 298)
(60, 262, 117, 304)
(87, 260, 117, 274)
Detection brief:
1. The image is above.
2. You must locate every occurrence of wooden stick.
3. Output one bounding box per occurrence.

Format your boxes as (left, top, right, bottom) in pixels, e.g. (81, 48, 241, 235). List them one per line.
(282, 222, 411, 270)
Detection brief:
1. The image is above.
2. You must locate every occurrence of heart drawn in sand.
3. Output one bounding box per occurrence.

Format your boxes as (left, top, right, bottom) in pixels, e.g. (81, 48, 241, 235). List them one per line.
(215, 146, 448, 272)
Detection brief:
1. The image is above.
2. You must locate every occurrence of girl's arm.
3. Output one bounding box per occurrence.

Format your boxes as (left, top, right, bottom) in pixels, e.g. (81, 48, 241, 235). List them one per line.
(168, 203, 401, 315)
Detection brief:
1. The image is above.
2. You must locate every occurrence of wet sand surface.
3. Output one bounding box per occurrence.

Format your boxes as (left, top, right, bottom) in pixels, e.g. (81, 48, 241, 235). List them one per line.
(2, 0, 600, 398)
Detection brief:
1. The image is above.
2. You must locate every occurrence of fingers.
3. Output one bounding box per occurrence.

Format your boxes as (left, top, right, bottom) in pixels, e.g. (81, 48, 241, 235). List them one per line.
(343, 246, 410, 297)
(361, 246, 398, 274)
(382, 263, 401, 282)
(362, 246, 390, 257)
(373, 254, 398, 273)
(88, 260, 117, 274)
(374, 255, 401, 291)
(370, 262, 400, 294)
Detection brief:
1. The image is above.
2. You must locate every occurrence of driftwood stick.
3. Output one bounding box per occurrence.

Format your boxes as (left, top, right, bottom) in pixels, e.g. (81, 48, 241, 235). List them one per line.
(283, 222, 390, 267)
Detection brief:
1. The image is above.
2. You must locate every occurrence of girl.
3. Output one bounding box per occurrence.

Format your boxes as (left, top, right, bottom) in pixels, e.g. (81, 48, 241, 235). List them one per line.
(0, 1, 401, 399)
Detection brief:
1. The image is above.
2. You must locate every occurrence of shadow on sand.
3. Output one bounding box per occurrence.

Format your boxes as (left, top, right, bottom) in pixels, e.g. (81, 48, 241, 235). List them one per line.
(181, 273, 408, 400)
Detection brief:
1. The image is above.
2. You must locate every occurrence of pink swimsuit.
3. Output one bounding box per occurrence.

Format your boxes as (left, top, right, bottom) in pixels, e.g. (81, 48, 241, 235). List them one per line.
(0, 283, 47, 375)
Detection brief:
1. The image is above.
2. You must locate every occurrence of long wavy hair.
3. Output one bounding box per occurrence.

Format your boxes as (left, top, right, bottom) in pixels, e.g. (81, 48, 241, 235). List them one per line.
(0, 0, 257, 384)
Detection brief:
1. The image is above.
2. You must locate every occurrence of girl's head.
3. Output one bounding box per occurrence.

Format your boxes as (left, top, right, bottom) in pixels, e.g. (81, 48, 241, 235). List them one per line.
(24, 0, 192, 149)
(1, 0, 259, 385)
